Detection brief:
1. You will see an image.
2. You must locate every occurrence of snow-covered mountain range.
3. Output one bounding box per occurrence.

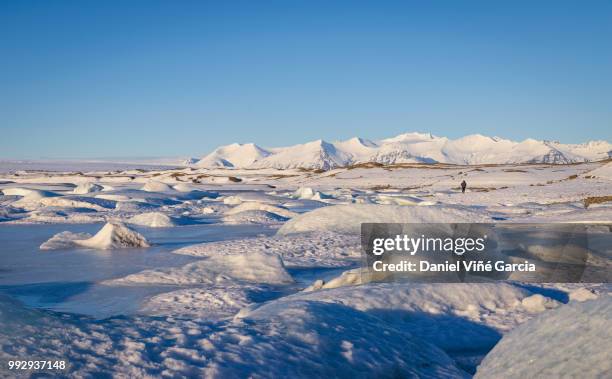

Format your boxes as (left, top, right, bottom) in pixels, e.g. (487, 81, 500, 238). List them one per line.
(191, 132, 612, 170)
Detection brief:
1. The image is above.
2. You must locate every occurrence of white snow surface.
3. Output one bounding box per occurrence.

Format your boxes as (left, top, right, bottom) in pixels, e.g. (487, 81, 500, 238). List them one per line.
(1, 158, 611, 378)
(586, 161, 612, 180)
(0, 293, 468, 378)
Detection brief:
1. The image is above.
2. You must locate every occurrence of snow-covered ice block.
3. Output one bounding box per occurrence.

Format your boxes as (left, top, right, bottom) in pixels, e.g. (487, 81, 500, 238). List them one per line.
(40, 222, 150, 250)
(476, 296, 612, 378)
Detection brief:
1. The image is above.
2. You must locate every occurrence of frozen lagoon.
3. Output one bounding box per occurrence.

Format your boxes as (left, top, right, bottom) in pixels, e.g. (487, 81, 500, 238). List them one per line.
(0, 223, 276, 318)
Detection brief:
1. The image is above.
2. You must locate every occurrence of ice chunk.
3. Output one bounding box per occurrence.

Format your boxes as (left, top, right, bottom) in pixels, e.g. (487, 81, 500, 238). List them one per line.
(291, 187, 332, 200)
(72, 182, 104, 194)
(40, 222, 150, 250)
(77, 222, 150, 249)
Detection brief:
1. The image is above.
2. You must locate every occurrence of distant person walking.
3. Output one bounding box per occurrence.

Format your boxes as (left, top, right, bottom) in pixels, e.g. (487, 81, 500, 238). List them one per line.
(461, 180, 467, 194)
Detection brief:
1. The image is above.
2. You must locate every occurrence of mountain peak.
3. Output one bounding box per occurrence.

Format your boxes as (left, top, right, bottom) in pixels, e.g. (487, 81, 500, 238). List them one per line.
(193, 132, 611, 169)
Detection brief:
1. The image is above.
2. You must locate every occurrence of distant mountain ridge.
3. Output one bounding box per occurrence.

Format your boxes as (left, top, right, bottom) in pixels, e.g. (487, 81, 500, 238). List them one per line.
(192, 132, 612, 169)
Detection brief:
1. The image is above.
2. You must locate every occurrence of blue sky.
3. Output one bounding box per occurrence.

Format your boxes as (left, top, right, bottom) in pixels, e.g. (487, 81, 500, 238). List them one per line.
(1, 0, 611, 159)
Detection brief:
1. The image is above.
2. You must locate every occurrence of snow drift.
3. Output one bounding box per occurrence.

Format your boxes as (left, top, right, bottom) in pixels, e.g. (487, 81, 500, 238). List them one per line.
(1, 187, 59, 202)
(227, 300, 468, 378)
(225, 201, 298, 218)
(277, 204, 492, 235)
(108, 251, 293, 285)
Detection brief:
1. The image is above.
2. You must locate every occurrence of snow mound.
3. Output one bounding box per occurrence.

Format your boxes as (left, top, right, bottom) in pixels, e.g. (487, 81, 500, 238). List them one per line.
(278, 204, 491, 235)
(255, 282, 546, 372)
(77, 222, 150, 249)
(227, 300, 467, 378)
(141, 181, 173, 192)
(174, 231, 360, 268)
(39, 196, 116, 211)
(225, 201, 298, 218)
(476, 297, 612, 378)
(1, 187, 59, 202)
(127, 212, 178, 227)
(27, 209, 104, 224)
(291, 187, 332, 200)
(72, 182, 103, 194)
(108, 251, 293, 285)
(41, 222, 150, 250)
(222, 210, 288, 224)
